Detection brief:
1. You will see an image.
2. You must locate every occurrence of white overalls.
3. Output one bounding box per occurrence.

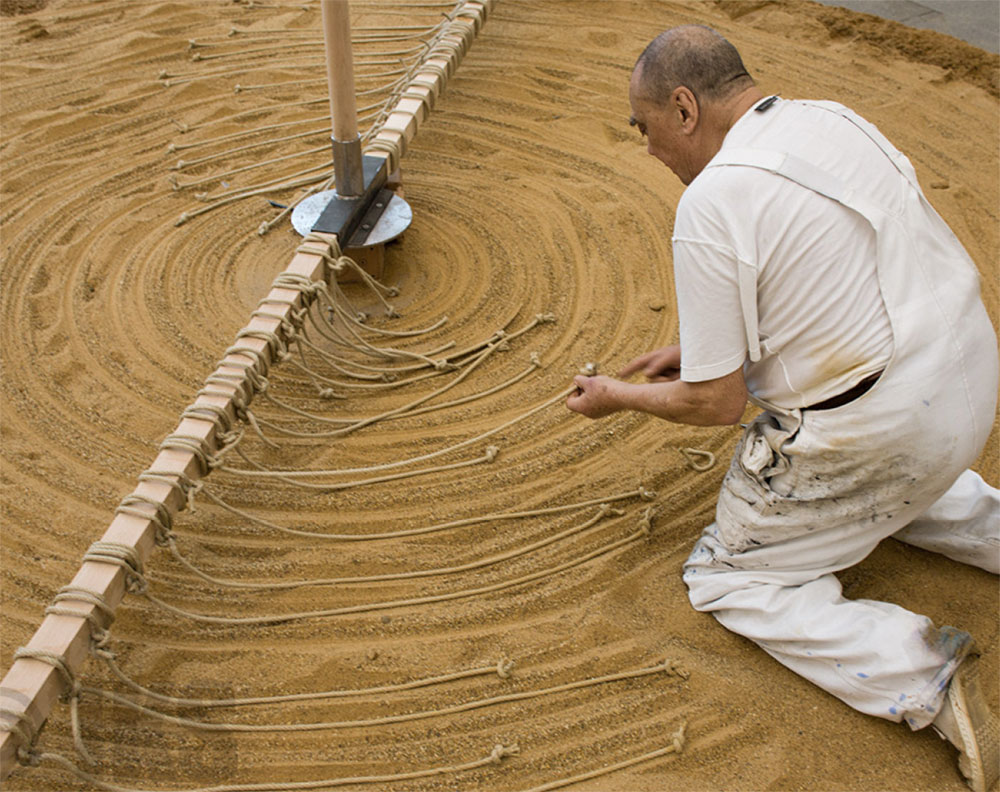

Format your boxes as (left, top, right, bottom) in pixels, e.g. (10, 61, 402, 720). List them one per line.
(682, 101, 1000, 730)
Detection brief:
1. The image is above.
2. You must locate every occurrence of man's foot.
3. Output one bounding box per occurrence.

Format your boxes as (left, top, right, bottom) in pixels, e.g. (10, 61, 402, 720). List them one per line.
(939, 656, 999, 792)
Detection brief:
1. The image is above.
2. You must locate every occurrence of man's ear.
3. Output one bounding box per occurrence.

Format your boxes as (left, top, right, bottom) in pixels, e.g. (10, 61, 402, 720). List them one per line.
(672, 86, 699, 133)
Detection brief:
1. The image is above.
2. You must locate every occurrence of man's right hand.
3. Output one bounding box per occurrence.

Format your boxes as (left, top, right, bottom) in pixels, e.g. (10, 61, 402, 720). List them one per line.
(619, 345, 682, 382)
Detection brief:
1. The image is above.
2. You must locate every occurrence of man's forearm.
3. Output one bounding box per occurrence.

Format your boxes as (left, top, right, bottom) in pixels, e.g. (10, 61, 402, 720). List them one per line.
(567, 367, 747, 426)
(614, 378, 745, 426)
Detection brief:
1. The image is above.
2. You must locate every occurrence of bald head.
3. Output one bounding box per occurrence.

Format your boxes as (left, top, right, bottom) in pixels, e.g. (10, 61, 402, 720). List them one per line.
(634, 25, 753, 107)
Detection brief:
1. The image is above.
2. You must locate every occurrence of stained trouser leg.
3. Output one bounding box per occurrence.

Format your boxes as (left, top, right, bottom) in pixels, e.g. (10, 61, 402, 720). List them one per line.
(893, 470, 1000, 574)
(684, 527, 975, 730)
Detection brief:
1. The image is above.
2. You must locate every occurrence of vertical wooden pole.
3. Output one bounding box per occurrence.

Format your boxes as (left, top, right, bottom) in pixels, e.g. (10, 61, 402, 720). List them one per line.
(321, 0, 363, 196)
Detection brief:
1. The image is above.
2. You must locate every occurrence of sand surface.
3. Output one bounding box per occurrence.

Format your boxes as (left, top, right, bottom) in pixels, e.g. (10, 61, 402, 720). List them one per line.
(1, 1, 998, 790)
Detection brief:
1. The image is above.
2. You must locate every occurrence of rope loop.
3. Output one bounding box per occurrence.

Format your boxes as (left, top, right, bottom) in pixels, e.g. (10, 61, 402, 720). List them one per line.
(271, 270, 321, 297)
(89, 626, 112, 655)
(364, 138, 401, 174)
(496, 658, 515, 679)
(235, 326, 289, 362)
(484, 445, 500, 463)
(181, 402, 233, 435)
(13, 648, 76, 700)
(48, 586, 116, 628)
(127, 574, 150, 596)
(139, 470, 204, 513)
(159, 433, 218, 475)
(15, 745, 41, 767)
(215, 429, 244, 460)
(83, 541, 143, 580)
(1, 708, 38, 755)
(638, 486, 656, 501)
(115, 493, 174, 543)
(681, 447, 716, 472)
(222, 342, 268, 372)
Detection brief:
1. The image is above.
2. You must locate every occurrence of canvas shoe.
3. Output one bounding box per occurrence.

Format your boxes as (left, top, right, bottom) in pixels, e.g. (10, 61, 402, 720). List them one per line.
(944, 655, 999, 792)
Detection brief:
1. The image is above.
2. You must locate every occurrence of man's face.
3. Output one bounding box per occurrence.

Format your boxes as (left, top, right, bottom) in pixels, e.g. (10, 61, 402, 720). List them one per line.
(628, 68, 696, 185)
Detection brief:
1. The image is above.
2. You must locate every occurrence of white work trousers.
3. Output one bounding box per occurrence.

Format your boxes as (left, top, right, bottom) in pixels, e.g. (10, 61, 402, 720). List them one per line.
(684, 466, 998, 730)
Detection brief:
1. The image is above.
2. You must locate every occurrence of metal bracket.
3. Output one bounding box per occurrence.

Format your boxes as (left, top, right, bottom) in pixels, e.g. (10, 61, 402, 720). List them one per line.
(309, 154, 388, 240)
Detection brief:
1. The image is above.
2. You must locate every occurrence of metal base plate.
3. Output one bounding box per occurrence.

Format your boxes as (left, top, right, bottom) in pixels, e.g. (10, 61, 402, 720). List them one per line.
(292, 190, 412, 246)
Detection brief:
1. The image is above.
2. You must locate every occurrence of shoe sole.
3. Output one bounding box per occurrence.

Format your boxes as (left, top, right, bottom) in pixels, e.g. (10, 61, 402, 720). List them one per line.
(949, 657, 1000, 792)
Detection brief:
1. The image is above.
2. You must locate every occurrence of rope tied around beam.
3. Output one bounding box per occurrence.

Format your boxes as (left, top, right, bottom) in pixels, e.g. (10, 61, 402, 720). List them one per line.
(1, 708, 38, 763)
(115, 495, 174, 544)
(365, 136, 402, 175)
(234, 325, 292, 365)
(158, 433, 220, 477)
(10, 647, 95, 764)
(139, 470, 204, 517)
(45, 586, 116, 630)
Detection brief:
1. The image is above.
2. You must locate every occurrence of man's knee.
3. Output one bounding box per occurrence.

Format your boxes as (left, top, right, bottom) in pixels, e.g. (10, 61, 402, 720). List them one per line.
(682, 532, 734, 613)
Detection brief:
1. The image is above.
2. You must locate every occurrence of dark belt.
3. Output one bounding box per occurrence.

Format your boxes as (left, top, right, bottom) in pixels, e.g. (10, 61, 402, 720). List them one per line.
(806, 370, 883, 411)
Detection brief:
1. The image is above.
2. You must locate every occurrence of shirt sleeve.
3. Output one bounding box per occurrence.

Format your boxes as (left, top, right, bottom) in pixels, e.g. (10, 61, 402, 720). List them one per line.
(671, 236, 748, 382)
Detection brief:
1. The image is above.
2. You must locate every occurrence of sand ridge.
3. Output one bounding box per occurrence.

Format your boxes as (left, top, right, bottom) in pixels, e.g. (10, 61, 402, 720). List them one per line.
(1, 1, 998, 790)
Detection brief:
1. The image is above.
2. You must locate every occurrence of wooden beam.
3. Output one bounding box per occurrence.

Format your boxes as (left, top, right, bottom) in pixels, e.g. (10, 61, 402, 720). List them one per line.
(0, 234, 338, 780)
(365, 1, 490, 170)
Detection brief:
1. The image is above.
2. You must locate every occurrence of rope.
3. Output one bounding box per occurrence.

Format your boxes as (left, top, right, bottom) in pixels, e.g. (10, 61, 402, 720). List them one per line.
(92, 647, 515, 708)
(77, 660, 681, 733)
(219, 443, 498, 492)
(680, 447, 716, 472)
(214, 352, 538, 434)
(162, 505, 619, 590)
(196, 486, 654, 541)
(517, 723, 687, 792)
(238, 342, 502, 441)
(0, 707, 37, 754)
(10, 647, 94, 763)
(216, 384, 570, 484)
(138, 507, 654, 625)
(20, 743, 519, 792)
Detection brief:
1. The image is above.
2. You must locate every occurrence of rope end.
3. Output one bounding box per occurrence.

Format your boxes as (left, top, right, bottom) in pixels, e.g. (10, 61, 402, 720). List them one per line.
(491, 743, 519, 763)
(638, 506, 655, 537)
(672, 722, 687, 753)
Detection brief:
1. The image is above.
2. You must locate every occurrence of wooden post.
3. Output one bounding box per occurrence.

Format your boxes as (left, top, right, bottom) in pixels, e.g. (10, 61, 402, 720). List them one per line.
(322, 0, 358, 143)
(321, 0, 363, 197)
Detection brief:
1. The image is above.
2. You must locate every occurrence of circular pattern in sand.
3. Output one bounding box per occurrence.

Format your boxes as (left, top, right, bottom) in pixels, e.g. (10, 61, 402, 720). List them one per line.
(2, 1, 997, 790)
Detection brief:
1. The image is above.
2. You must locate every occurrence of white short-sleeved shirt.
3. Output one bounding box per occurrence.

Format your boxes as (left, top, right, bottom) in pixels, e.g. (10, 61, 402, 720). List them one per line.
(672, 97, 894, 408)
